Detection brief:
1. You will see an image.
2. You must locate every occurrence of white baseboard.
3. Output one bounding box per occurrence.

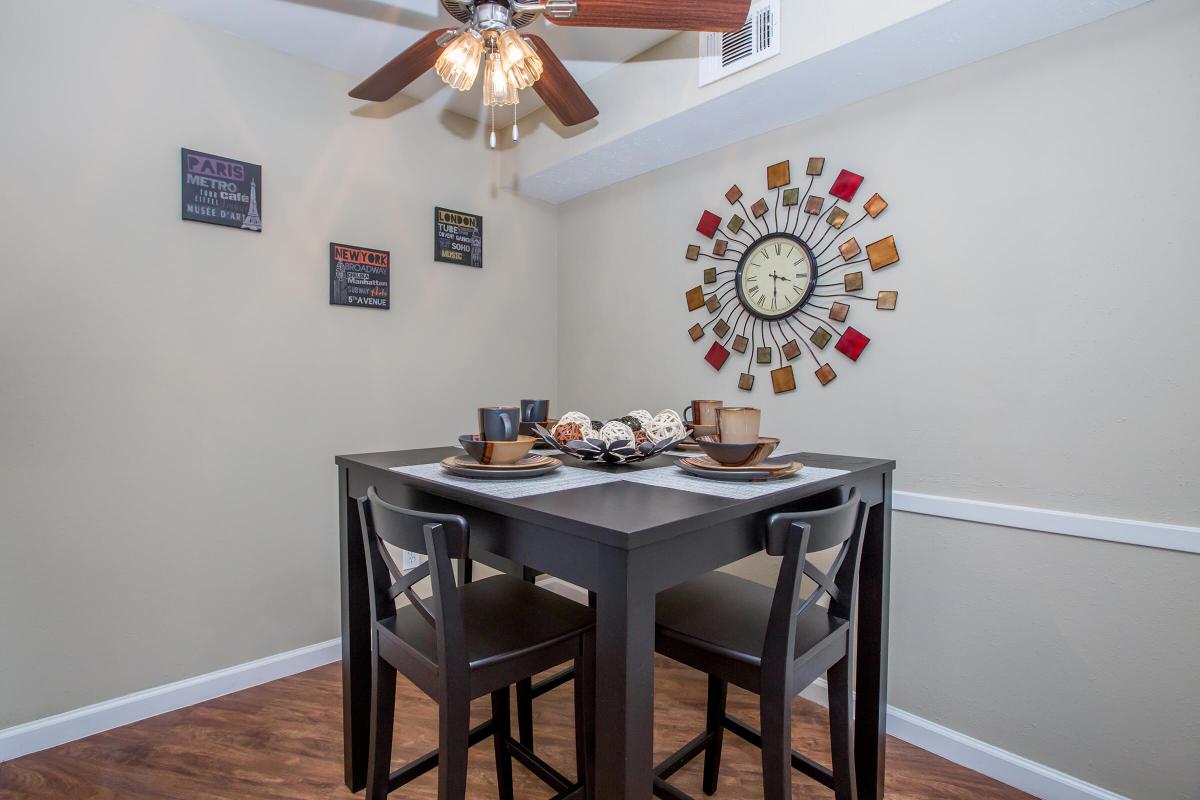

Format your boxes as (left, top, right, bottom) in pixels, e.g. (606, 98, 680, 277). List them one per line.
(797, 679, 1128, 800)
(0, 638, 340, 763)
(893, 490, 1198, 555)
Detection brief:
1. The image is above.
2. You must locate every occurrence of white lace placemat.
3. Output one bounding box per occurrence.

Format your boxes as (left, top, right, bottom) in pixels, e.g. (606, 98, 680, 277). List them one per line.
(389, 461, 623, 499)
(618, 463, 850, 500)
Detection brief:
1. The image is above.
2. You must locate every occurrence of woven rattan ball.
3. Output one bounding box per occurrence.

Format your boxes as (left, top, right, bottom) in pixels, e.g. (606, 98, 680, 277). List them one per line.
(598, 420, 635, 445)
(645, 409, 686, 443)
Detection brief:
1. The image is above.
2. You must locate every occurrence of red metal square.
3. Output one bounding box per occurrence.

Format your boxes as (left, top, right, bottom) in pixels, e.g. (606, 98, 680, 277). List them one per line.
(835, 327, 870, 361)
(697, 210, 721, 239)
(829, 170, 864, 203)
(705, 342, 730, 370)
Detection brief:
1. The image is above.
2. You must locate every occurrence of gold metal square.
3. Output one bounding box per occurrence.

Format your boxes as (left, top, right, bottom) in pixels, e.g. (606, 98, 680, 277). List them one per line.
(703, 267, 717, 284)
(728, 215, 744, 234)
(756, 346, 773, 364)
(806, 157, 825, 176)
(686, 286, 705, 311)
(738, 373, 755, 391)
(810, 327, 832, 349)
(751, 198, 769, 218)
(686, 244, 700, 261)
(705, 294, 721, 313)
(829, 302, 850, 322)
(688, 324, 704, 341)
(771, 365, 797, 394)
(827, 207, 849, 228)
(726, 185, 743, 204)
(714, 319, 731, 338)
(767, 161, 791, 190)
(782, 188, 799, 207)
(839, 238, 861, 261)
(732, 335, 749, 353)
(844, 271, 864, 292)
(877, 290, 898, 310)
(714, 239, 728, 257)
(782, 339, 802, 361)
(864, 193, 888, 218)
(815, 363, 837, 385)
(804, 196, 825, 215)
(867, 236, 899, 270)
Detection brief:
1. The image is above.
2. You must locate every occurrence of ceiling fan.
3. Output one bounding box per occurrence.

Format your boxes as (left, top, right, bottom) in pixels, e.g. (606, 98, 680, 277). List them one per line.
(349, 0, 752, 140)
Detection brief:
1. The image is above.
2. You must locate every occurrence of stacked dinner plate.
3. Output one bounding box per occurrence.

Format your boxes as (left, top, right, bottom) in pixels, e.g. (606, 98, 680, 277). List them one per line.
(441, 454, 562, 480)
(676, 456, 803, 483)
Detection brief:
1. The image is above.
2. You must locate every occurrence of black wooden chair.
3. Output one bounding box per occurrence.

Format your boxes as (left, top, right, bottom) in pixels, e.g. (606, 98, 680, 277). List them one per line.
(652, 487, 868, 800)
(358, 486, 596, 800)
(458, 559, 595, 753)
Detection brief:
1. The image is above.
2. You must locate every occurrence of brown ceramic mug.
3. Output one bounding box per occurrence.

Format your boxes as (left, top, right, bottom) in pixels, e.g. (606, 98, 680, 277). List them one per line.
(683, 400, 723, 428)
(716, 406, 761, 444)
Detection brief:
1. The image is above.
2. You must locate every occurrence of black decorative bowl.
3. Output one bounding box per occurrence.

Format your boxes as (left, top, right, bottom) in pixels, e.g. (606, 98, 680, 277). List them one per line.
(532, 424, 686, 465)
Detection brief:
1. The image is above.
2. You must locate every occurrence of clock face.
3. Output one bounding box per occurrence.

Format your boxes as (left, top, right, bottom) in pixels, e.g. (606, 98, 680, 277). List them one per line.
(736, 234, 816, 320)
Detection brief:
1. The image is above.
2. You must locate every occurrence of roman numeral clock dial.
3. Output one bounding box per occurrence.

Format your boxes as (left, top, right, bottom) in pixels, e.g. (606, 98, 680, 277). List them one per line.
(684, 160, 901, 393)
(737, 234, 814, 320)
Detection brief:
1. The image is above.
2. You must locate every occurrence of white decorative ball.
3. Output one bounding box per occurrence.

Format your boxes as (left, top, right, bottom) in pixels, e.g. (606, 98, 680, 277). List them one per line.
(627, 409, 653, 427)
(599, 420, 635, 445)
(645, 409, 686, 443)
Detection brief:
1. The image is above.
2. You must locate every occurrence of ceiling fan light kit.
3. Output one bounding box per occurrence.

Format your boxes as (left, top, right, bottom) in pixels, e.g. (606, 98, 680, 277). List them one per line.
(434, 29, 484, 91)
(350, 0, 754, 144)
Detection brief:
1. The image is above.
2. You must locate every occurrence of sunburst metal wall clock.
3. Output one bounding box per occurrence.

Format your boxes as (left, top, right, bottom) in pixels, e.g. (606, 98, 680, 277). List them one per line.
(683, 158, 901, 393)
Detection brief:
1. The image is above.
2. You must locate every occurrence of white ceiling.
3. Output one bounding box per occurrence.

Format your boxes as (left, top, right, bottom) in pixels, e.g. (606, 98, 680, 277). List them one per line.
(140, 0, 677, 120)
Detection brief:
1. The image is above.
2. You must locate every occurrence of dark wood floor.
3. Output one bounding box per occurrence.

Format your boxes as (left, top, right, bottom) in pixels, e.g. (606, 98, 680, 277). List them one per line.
(0, 657, 1032, 799)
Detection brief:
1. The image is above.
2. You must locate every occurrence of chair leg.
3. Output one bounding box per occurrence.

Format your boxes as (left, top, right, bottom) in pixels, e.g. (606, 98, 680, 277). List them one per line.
(438, 692, 471, 800)
(517, 568, 538, 749)
(516, 677, 535, 748)
(759, 686, 793, 800)
(826, 657, 857, 800)
(491, 688, 515, 800)
(702, 676, 728, 795)
(366, 654, 396, 800)
(574, 631, 597, 800)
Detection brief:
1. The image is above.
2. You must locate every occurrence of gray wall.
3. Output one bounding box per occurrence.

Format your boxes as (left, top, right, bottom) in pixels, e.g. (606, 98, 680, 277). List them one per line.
(553, 1, 1200, 797)
(0, 0, 558, 729)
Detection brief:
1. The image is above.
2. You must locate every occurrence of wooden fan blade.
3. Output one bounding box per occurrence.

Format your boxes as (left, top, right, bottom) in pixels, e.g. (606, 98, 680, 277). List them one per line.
(549, 0, 750, 31)
(349, 28, 455, 102)
(527, 36, 599, 127)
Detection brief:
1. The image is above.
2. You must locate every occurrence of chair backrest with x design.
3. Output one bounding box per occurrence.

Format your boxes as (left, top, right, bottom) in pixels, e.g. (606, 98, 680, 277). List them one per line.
(357, 485, 471, 681)
(762, 487, 868, 669)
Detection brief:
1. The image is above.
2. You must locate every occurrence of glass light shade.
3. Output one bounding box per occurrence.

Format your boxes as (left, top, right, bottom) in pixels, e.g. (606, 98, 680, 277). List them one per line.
(496, 29, 543, 90)
(482, 51, 519, 107)
(435, 30, 483, 92)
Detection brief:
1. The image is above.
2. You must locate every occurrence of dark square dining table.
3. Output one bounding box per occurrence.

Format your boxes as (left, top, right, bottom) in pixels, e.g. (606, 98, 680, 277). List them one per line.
(336, 446, 894, 799)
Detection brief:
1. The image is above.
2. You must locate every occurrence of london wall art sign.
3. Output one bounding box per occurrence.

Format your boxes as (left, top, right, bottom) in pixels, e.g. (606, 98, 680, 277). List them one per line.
(180, 148, 262, 232)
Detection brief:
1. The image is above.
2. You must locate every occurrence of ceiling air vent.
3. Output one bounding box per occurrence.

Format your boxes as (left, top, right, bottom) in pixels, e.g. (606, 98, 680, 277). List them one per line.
(698, 0, 780, 87)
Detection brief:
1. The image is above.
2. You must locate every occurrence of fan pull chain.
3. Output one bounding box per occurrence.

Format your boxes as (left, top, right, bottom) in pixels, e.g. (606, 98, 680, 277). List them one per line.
(512, 104, 519, 143)
(489, 104, 497, 149)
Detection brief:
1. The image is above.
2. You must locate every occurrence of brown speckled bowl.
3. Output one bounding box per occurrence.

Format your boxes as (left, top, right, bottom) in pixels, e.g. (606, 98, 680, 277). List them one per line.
(458, 434, 537, 465)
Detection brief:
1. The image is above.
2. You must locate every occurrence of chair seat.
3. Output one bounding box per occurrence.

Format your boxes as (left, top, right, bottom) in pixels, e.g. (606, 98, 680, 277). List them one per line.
(656, 571, 848, 671)
(380, 574, 594, 672)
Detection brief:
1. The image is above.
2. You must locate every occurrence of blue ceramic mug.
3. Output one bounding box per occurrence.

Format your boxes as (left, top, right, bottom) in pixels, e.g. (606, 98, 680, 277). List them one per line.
(478, 406, 520, 442)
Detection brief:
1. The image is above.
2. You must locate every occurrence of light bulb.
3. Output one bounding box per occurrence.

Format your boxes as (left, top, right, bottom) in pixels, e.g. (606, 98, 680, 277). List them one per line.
(496, 29, 543, 90)
(434, 30, 483, 92)
(482, 50, 519, 107)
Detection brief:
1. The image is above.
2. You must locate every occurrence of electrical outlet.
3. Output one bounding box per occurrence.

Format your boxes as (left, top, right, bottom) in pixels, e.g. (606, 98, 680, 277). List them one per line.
(401, 550, 423, 573)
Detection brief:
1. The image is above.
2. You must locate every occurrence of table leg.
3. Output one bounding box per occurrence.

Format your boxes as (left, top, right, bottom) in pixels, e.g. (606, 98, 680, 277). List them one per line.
(593, 548, 657, 799)
(855, 471, 892, 800)
(339, 466, 371, 791)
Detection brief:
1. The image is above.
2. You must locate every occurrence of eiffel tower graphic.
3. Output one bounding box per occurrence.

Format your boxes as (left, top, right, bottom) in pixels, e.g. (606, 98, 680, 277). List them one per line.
(240, 179, 262, 231)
